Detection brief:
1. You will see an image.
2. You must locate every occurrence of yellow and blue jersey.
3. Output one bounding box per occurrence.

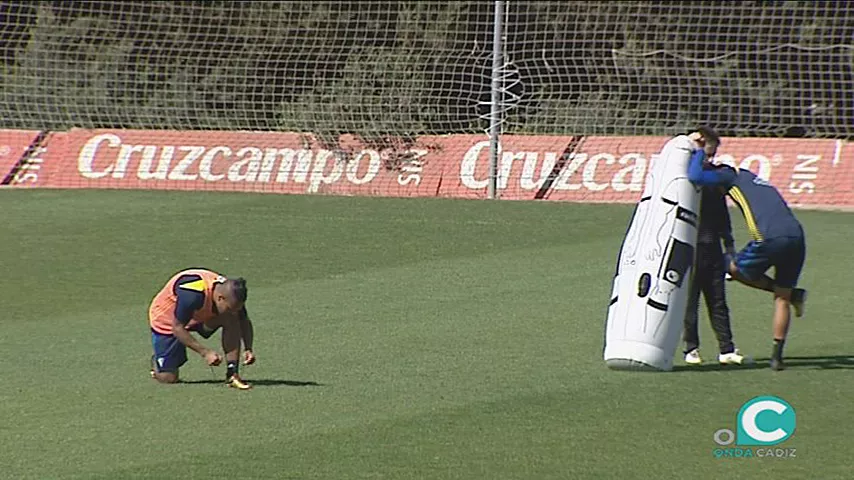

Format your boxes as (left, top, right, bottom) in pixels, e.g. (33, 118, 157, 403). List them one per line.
(688, 151, 803, 241)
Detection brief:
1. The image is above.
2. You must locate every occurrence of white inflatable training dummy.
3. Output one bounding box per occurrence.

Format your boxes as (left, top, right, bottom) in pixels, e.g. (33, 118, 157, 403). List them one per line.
(603, 135, 703, 371)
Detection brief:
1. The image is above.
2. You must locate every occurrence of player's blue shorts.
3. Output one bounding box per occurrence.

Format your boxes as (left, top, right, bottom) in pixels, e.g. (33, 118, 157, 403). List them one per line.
(151, 330, 188, 373)
(734, 235, 806, 289)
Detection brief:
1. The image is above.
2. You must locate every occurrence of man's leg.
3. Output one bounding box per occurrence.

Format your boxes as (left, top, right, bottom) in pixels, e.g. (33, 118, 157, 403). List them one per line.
(683, 257, 704, 360)
(151, 330, 187, 384)
(725, 263, 806, 314)
(769, 288, 793, 371)
(725, 240, 774, 291)
(703, 248, 742, 365)
(726, 241, 807, 314)
(704, 246, 735, 353)
(221, 317, 252, 389)
(151, 359, 179, 383)
(726, 262, 775, 292)
(768, 236, 807, 371)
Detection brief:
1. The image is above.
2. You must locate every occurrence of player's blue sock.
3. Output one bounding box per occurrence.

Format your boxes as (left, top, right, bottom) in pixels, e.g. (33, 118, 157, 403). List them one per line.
(227, 360, 239, 379)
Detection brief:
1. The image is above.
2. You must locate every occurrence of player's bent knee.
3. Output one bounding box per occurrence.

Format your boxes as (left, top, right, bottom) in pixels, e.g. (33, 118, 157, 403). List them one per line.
(153, 371, 179, 384)
(729, 267, 750, 283)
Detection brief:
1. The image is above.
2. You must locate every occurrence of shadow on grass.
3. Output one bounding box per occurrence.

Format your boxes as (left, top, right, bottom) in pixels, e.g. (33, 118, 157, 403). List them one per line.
(672, 355, 854, 372)
(181, 378, 326, 387)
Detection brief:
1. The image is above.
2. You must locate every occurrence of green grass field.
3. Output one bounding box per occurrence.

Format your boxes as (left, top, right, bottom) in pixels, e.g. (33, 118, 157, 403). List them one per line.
(1, 189, 852, 480)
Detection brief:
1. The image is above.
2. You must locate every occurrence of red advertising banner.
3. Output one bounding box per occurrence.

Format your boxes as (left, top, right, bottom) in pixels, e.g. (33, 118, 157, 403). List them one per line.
(435, 135, 667, 202)
(710, 137, 854, 210)
(437, 134, 854, 208)
(0, 130, 42, 184)
(27, 129, 448, 197)
(6, 128, 853, 210)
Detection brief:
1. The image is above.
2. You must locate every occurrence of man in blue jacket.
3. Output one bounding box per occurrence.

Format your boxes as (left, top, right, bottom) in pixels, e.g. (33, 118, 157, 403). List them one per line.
(683, 182, 742, 366)
(685, 127, 807, 370)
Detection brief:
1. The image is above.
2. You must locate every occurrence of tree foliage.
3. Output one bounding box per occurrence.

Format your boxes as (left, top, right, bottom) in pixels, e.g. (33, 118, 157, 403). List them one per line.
(0, 1, 851, 139)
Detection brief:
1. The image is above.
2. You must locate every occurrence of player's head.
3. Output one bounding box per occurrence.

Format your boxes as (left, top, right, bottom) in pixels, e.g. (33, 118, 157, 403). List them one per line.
(214, 277, 248, 314)
(694, 125, 721, 157)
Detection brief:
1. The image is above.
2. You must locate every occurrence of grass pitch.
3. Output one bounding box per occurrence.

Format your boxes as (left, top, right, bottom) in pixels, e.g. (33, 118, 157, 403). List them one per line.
(1, 189, 852, 479)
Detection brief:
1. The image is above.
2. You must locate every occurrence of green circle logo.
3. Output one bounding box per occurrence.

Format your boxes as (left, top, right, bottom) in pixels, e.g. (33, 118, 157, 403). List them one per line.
(736, 395, 796, 446)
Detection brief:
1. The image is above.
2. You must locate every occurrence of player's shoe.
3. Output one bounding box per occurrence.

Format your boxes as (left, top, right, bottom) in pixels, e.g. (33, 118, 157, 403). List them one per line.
(718, 349, 746, 365)
(684, 349, 703, 365)
(226, 374, 252, 390)
(791, 288, 807, 318)
(150, 355, 157, 378)
(770, 357, 785, 371)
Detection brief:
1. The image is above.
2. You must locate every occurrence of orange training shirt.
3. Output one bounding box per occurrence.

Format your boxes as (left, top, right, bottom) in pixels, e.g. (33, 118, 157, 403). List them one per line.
(148, 268, 226, 335)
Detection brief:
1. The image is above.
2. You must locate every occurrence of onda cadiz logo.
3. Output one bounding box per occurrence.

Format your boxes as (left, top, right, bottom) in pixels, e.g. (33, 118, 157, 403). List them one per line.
(713, 396, 796, 459)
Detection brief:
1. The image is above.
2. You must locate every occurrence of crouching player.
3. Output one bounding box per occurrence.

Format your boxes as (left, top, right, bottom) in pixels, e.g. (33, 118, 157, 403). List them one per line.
(148, 268, 255, 388)
(686, 128, 807, 371)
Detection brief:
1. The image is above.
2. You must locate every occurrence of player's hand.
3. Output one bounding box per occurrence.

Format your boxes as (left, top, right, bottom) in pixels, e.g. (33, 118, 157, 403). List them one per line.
(726, 250, 736, 262)
(243, 350, 256, 366)
(203, 350, 222, 366)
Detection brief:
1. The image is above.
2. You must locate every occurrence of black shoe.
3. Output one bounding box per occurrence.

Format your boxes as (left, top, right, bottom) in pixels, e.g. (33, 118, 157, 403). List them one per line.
(770, 357, 785, 371)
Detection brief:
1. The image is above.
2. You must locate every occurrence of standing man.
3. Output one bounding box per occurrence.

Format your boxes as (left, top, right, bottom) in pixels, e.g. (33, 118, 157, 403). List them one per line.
(683, 180, 743, 366)
(686, 128, 807, 371)
(148, 268, 256, 388)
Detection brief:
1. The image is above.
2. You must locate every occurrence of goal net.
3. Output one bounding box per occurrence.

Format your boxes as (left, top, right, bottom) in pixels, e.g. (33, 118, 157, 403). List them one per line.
(1, 1, 852, 207)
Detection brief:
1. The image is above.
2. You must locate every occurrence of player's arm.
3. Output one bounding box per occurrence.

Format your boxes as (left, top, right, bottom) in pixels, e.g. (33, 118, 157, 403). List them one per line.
(687, 149, 736, 186)
(238, 306, 256, 364)
(720, 197, 736, 256)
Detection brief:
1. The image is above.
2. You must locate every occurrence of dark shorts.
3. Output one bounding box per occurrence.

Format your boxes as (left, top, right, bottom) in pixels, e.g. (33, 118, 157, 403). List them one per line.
(151, 330, 188, 373)
(734, 235, 806, 288)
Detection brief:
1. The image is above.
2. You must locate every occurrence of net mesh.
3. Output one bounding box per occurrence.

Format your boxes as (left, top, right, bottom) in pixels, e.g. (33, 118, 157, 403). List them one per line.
(1, 1, 498, 139)
(503, 1, 854, 139)
(1, 1, 852, 207)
